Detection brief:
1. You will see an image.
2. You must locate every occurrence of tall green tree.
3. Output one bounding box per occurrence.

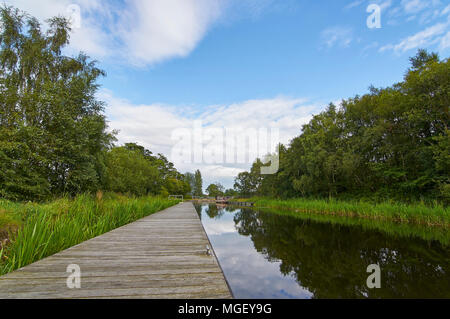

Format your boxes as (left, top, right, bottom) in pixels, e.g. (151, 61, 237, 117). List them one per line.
(120, 143, 191, 196)
(194, 170, 203, 196)
(206, 183, 225, 197)
(184, 172, 195, 195)
(104, 147, 159, 196)
(233, 159, 266, 197)
(0, 6, 114, 200)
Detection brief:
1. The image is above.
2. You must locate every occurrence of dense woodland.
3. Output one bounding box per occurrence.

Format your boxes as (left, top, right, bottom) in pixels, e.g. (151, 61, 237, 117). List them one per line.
(1, 7, 448, 204)
(0, 7, 195, 201)
(234, 50, 449, 203)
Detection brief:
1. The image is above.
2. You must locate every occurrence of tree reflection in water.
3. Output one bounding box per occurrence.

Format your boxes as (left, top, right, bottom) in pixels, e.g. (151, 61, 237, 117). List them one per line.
(218, 206, 450, 298)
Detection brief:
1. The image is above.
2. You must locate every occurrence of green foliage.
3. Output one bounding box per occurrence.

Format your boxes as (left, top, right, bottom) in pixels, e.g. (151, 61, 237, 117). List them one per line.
(234, 159, 264, 197)
(164, 177, 190, 196)
(224, 188, 238, 197)
(159, 186, 169, 198)
(255, 206, 450, 246)
(193, 170, 203, 196)
(0, 6, 114, 200)
(104, 147, 160, 196)
(183, 172, 195, 195)
(103, 144, 191, 197)
(206, 182, 225, 197)
(234, 50, 450, 203)
(247, 197, 450, 226)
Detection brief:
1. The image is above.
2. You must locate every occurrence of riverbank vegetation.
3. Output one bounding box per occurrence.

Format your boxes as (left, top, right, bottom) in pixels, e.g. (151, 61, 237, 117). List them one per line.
(257, 205, 450, 246)
(0, 193, 179, 276)
(245, 197, 449, 227)
(233, 50, 449, 223)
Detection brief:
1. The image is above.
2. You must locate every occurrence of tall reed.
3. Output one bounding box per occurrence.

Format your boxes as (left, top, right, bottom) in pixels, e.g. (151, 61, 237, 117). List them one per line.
(247, 197, 450, 227)
(0, 193, 179, 276)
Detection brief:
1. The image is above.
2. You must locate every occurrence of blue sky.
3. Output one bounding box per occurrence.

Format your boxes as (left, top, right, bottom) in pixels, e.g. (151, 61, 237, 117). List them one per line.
(7, 0, 450, 190)
(100, 0, 449, 106)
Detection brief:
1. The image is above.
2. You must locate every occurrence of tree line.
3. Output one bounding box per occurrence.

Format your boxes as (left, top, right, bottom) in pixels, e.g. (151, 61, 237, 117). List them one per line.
(0, 6, 194, 201)
(234, 50, 449, 203)
(1, 7, 448, 203)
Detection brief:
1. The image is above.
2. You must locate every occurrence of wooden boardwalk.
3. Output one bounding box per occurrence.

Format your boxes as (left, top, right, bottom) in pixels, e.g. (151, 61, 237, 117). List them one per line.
(0, 202, 232, 299)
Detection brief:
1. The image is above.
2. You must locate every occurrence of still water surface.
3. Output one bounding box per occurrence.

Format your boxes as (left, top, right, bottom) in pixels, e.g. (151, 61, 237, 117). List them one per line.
(194, 204, 450, 299)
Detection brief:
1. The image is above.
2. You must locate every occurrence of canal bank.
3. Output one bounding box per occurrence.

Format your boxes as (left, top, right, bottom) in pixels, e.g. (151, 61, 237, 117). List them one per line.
(194, 203, 450, 298)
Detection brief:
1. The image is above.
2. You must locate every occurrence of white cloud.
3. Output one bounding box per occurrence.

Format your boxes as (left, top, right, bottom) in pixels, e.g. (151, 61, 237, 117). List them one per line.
(203, 220, 237, 235)
(2, 0, 226, 66)
(439, 31, 450, 50)
(386, 0, 447, 25)
(224, 0, 278, 19)
(401, 0, 431, 14)
(201, 165, 245, 179)
(398, 0, 445, 25)
(3, 0, 114, 57)
(378, 0, 393, 12)
(101, 90, 318, 186)
(321, 26, 353, 49)
(210, 231, 313, 298)
(101, 90, 186, 157)
(118, 0, 223, 66)
(379, 0, 450, 54)
(380, 21, 449, 53)
(4, 0, 70, 21)
(418, 9, 442, 25)
(442, 4, 450, 16)
(366, 0, 393, 13)
(344, 0, 364, 10)
(362, 42, 379, 55)
(4, 0, 287, 67)
(68, 23, 111, 57)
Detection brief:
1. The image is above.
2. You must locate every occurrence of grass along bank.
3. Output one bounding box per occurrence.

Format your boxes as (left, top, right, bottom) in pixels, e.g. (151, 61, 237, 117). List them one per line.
(257, 207, 450, 246)
(0, 193, 180, 276)
(243, 198, 449, 227)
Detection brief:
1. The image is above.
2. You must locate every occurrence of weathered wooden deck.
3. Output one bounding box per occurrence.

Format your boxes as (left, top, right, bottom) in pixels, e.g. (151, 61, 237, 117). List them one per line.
(0, 202, 232, 299)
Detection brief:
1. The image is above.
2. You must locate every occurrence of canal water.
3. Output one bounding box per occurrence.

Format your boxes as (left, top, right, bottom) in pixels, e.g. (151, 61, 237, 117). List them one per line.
(194, 203, 450, 299)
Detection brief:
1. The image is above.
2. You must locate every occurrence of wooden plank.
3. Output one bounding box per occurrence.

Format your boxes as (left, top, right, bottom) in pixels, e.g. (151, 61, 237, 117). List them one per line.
(0, 202, 232, 299)
(1, 285, 231, 299)
(0, 275, 229, 292)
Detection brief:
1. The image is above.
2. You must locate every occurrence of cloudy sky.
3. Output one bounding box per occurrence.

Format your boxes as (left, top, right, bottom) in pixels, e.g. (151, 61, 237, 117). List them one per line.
(6, 0, 450, 189)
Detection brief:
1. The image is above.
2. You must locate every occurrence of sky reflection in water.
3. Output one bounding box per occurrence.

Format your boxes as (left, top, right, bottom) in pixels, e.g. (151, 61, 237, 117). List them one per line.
(199, 205, 312, 299)
(195, 204, 450, 299)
